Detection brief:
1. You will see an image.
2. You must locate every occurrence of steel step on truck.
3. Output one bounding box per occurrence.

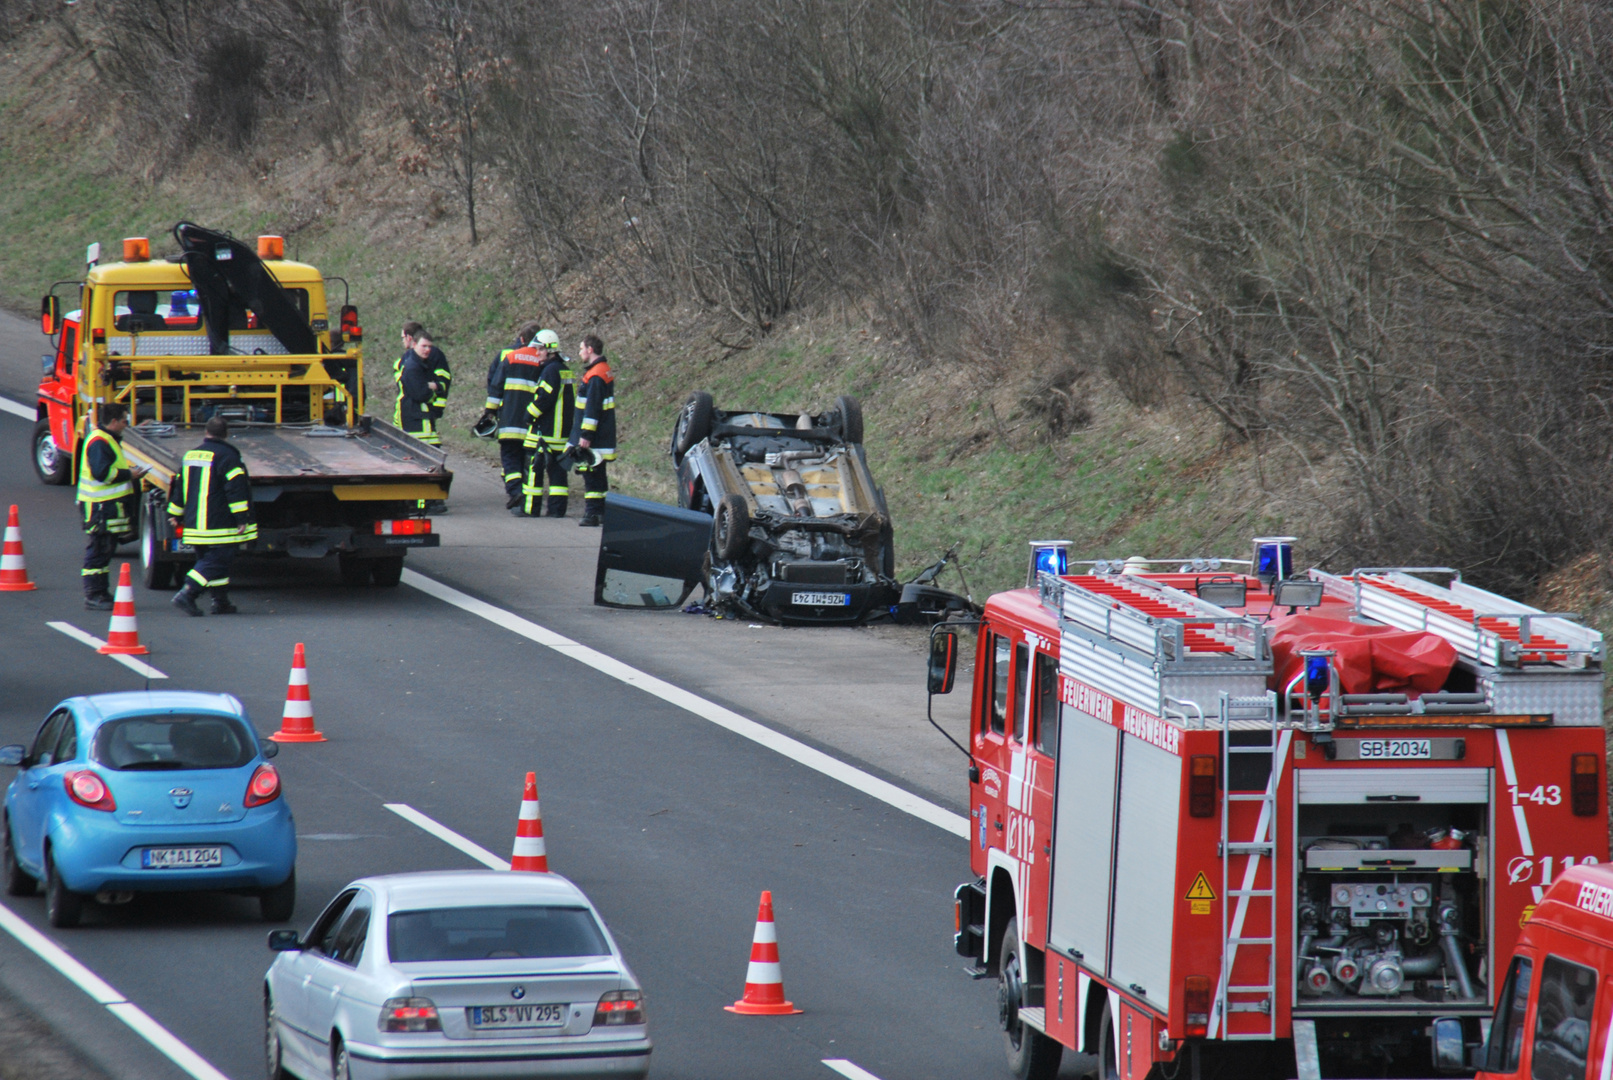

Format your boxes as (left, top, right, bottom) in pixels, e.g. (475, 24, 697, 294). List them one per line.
(32, 224, 450, 587)
(927, 538, 1608, 1079)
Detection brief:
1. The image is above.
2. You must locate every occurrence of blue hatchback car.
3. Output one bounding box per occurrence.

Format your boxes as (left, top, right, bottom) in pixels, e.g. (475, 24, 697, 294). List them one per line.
(0, 691, 296, 928)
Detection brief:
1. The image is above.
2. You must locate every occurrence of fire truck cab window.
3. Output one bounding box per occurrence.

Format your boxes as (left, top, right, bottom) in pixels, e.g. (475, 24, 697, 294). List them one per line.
(988, 635, 1010, 735)
(1485, 956, 1534, 1073)
(1033, 651, 1058, 759)
(1531, 954, 1596, 1080)
(1011, 643, 1029, 742)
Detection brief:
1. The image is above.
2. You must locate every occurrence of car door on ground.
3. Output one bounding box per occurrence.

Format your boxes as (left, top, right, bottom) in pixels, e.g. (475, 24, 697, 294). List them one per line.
(10, 709, 71, 870)
(277, 888, 357, 1069)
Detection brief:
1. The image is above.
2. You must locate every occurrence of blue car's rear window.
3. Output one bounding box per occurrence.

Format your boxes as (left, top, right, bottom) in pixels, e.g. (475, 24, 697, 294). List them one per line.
(388, 906, 608, 962)
(92, 714, 256, 771)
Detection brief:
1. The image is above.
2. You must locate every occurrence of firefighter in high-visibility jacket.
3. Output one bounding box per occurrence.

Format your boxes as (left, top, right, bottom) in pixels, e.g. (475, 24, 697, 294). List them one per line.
(77, 402, 147, 610)
(398, 332, 443, 446)
(520, 329, 576, 518)
(568, 334, 616, 528)
(482, 322, 545, 513)
(166, 416, 256, 616)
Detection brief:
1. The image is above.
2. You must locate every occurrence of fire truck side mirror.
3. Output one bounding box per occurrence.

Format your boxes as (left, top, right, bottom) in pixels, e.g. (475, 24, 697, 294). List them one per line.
(41, 294, 59, 336)
(1429, 1017, 1468, 1073)
(928, 628, 958, 695)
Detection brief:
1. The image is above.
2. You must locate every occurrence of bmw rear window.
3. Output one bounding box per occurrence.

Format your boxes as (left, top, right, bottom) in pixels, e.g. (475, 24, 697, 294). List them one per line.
(388, 906, 609, 962)
(92, 714, 257, 771)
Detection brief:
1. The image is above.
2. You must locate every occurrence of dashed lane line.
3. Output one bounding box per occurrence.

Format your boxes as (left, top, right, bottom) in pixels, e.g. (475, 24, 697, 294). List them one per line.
(823, 1060, 886, 1080)
(401, 569, 970, 839)
(384, 803, 510, 870)
(0, 900, 231, 1080)
(0, 395, 33, 420)
(47, 621, 169, 680)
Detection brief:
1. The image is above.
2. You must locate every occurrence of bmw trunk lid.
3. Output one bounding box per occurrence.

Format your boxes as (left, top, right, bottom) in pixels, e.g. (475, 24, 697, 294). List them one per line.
(109, 768, 250, 824)
(398, 958, 625, 1039)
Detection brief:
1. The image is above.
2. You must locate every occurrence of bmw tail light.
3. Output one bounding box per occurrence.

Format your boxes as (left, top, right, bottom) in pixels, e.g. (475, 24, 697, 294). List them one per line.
(64, 770, 116, 812)
(380, 997, 441, 1032)
(244, 764, 281, 808)
(1183, 975, 1211, 1038)
(594, 990, 644, 1026)
(1188, 756, 1217, 818)
(1572, 754, 1600, 816)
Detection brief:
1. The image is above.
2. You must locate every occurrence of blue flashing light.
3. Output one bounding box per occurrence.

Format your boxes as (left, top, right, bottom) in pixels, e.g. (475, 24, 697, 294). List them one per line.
(1304, 654, 1330, 698)
(1256, 541, 1293, 582)
(1033, 545, 1069, 578)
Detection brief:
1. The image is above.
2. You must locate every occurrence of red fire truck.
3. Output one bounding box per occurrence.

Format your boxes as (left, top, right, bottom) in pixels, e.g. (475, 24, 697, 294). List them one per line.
(928, 539, 1608, 1079)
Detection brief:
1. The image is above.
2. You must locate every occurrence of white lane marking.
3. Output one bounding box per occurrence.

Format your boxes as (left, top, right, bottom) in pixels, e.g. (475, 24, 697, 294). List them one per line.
(402, 569, 970, 838)
(0, 900, 231, 1080)
(385, 803, 511, 870)
(47, 621, 168, 680)
(823, 1061, 885, 1080)
(0, 395, 33, 420)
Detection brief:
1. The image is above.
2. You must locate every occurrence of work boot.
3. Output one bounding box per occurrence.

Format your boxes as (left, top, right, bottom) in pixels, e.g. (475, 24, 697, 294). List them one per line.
(84, 590, 114, 611)
(579, 508, 603, 528)
(209, 590, 238, 615)
(509, 507, 530, 518)
(505, 494, 521, 510)
(171, 583, 204, 617)
(545, 498, 568, 519)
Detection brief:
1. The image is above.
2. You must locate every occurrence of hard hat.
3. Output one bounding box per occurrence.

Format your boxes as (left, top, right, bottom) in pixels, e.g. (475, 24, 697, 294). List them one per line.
(534, 329, 560, 350)
(471, 413, 497, 438)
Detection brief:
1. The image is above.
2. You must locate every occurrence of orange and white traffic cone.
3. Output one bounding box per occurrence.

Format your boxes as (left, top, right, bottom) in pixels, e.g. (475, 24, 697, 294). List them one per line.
(510, 772, 549, 872)
(270, 642, 326, 742)
(98, 564, 148, 654)
(725, 890, 802, 1015)
(0, 505, 37, 592)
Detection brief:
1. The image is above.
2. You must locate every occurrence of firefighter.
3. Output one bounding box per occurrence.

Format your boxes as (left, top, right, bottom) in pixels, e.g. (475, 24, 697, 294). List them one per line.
(77, 403, 148, 610)
(398, 332, 442, 446)
(394, 321, 423, 428)
(482, 322, 545, 513)
(521, 329, 576, 518)
(166, 416, 256, 616)
(568, 334, 616, 528)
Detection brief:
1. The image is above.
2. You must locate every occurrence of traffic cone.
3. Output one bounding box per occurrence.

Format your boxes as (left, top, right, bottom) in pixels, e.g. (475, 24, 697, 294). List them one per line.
(98, 564, 148, 654)
(510, 772, 549, 872)
(270, 643, 326, 742)
(725, 890, 802, 1015)
(0, 505, 37, 592)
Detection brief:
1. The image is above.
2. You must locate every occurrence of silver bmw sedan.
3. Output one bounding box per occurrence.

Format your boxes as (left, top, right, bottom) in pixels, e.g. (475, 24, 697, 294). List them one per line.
(264, 870, 651, 1079)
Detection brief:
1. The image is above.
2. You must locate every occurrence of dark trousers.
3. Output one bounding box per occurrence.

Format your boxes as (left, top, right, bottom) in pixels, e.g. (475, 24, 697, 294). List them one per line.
(82, 532, 117, 595)
(580, 460, 608, 507)
(186, 544, 239, 591)
(499, 439, 528, 501)
(523, 447, 570, 516)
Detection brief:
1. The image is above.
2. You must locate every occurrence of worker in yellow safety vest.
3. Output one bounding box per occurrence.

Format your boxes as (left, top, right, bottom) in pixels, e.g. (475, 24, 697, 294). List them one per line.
(78, 402, 148, 609)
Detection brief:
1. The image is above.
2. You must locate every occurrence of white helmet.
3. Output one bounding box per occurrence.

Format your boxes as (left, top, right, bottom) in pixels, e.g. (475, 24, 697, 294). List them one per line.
(534, 329, 560, 350)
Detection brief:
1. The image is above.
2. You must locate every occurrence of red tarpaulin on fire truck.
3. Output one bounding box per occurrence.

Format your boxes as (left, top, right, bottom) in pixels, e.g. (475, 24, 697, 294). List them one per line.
(1268, 611, 1458, 696)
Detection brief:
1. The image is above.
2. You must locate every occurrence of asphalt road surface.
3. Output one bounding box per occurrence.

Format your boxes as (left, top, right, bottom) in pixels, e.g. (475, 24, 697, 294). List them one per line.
(0, 311, 1042, 1080)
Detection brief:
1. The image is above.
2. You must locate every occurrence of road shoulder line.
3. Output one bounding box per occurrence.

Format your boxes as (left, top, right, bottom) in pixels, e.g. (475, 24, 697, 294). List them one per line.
(0, 395, 33, 420)
(401, 569, 969, 839)
(384, 803, 511, 869)
(823, 1060, 886, 1080)
(47, 621, 169, 680)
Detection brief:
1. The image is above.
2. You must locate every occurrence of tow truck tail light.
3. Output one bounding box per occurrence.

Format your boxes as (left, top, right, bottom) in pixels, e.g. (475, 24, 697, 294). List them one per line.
(1183, 975, 1211, 1038)
(340, 305, 362, 344)
(1188, 755, 1217, 817)
(122, 237, 150, 262)
(375, 520, 432, 536)
(594, 990, 644, 1026)
(244, 764, 281, 807)
(64, 770, 116, 812)
(257, 235, 285, 260)
(379, 997, 441, 1032)
(1572, 753, 1600, 816)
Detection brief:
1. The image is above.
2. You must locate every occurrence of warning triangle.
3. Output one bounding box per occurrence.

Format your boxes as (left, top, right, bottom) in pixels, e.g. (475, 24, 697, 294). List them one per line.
(1185, 872, 1216, 901)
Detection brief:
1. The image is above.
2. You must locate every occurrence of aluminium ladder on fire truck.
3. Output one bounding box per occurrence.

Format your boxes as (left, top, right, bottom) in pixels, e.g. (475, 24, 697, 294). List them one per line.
(1219, 689, 1282, 1041)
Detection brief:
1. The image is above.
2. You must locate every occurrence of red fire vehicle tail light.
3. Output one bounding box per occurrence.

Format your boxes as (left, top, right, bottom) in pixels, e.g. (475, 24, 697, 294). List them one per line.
(1183, 975, 1211, 1037)
(1188, 755, 1217, 817)
(65, 770, 116, 812)
(1572, 753, 1600, 816)
(375, 519, 432, 536)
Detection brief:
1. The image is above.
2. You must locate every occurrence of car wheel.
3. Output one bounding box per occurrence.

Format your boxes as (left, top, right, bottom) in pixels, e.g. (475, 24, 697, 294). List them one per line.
(332, 1035, 352, 1080)
(44, 847, 82, 928)
(834, 395, 864, 444)
(2, 816, 36, 897)
(32, 418, 71, 485)
(712, 494, 750, 562)
(260, 869, 296, 923)
(337, 553, 372, 586)
(371, 556, 404, 587)
(140, 501, 175, 590)
(999, 919, 1062, 1080)
(265, 991, 290, 1080)
(673, 391, 714, 462)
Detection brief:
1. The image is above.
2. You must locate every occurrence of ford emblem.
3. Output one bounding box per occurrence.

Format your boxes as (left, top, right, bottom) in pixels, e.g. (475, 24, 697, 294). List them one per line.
(169, 787, 193, 809)
(510, 986, 526, 1000)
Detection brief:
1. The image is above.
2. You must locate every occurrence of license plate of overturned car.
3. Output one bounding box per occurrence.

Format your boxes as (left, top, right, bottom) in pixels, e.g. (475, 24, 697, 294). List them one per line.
(142, 846, 223, 869)
(791, 591, 851, 607)
(468, 1004, 567, 1028)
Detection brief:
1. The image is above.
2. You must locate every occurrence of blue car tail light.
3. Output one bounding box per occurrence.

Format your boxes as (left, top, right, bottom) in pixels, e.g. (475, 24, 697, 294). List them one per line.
(65, 770, 116, 812)
(244, 764, 281, 808)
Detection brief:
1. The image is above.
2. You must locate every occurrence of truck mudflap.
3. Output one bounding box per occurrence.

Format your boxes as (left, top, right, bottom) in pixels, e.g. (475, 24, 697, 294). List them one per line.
(593, 493, 711, 609)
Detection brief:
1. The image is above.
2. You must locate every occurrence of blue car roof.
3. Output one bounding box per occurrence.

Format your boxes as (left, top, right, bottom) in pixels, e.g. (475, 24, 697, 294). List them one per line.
(66, 691, 246, 726)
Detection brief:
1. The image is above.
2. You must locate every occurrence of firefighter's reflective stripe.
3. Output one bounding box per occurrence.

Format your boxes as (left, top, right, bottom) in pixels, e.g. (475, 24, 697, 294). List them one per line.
(76, 429, 134, 503)
(168, 444, 256, 544)
(187, 566, 230, 588)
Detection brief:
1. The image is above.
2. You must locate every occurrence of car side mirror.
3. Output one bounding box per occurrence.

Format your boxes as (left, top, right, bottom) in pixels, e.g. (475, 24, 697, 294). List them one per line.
(41, 294, 59, 336)
(267, 929, 303, 952)
(260, 740, 280, 759)
(928, 628, 958, 695)
(0, 745, 24, 767)
(1430, 1017, 1467, 1073)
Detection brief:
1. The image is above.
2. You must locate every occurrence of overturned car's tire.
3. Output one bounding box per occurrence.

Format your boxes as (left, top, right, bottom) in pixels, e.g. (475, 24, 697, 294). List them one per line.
(834, 395, 864, 444)
(673, 391, 715, 462)
(712, 494, 750, 562)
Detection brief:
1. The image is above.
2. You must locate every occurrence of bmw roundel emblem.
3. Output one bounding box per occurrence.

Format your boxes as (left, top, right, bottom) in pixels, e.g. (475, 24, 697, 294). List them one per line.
(510, 986, 525, 1000)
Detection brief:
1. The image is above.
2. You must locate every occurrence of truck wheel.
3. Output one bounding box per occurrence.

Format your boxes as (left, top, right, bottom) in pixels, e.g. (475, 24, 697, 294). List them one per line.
(1098, 999, 1121, 1080)
(999, 919, 1062, 1080)
(338, 553, 372, 586)
(32, 418, 70, 485)
(834, 395, 864, 444)
(371, 557, 404, 587)
(673, 391, 714, 462)
(712, 494, 750, 562)
(140, 506, 175, 590)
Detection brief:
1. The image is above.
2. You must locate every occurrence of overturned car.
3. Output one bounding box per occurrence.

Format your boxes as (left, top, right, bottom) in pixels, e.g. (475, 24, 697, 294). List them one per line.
(592, 392, 973, 624)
